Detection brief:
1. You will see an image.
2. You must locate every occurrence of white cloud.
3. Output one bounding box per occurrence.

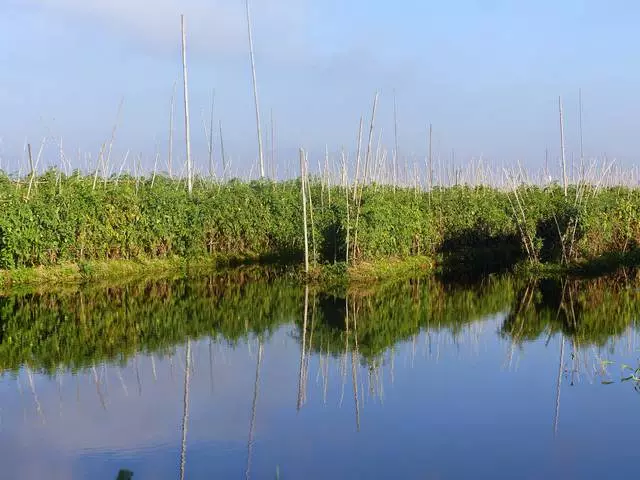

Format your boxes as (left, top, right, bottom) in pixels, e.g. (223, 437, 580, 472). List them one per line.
(33, 0, 310, 57)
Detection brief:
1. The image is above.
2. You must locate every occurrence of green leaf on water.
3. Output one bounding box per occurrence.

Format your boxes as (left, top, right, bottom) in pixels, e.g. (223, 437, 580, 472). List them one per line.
(601, 380, 615, 385)
(621, 364, 634, 371)
(621, 375, 634, 382)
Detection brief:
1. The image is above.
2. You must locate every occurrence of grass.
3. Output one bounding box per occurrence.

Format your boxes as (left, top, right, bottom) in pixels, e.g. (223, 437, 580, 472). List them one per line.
(0, 254, 268, 292)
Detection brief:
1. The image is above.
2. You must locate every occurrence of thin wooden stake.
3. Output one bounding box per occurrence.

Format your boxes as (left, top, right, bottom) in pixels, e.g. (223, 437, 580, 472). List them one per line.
(166, 83, 177, 179)
(207, 90, 215, 179)
(270, 108, 276, 179)
(342, 149, 350, 264)
(26, 143, 35, 200)
(181, 14, 193, 195)
(305, 153, 317, 266)
(578, 88, 584, 182)
(151, 151, 160, 188)
(104, 97, 125, 186)
(92, 142, 106, 191)
(352, 117, 364, 202)
(559, 96, 567, 197)
(219, 120, 227, 180)
(246, 0, 265, 178)
(300, 149, 309, 274)
(362, 92, 379, 185)
(428, 123, 433, 191)
(393, 90, 399, 191)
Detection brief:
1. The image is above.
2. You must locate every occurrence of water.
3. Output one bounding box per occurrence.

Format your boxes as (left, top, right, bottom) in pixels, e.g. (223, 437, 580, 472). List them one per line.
(1, 270, 639, 479)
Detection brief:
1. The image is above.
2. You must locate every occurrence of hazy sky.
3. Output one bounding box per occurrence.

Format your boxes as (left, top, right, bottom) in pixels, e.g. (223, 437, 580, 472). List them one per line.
(1, 0, 639, 175)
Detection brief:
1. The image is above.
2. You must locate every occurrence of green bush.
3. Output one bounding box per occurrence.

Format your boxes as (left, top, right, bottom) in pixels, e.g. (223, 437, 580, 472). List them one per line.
(1, 171, 640, 270)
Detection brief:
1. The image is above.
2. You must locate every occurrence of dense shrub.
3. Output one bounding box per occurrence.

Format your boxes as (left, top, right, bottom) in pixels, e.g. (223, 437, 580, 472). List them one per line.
(1, 171, 640, 269)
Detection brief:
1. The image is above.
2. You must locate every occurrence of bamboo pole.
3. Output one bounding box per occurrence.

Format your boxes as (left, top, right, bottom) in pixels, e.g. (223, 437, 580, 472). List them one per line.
(26, 143, 35, 200)
(362, 92, 379, 186)
(208, 90, 215, 179)
(246, 0, 265, 178)
(428, 123, 433, 191)
(300, 149, 310, 274)
(352, 93, 379, 261)
(92, 142, 106, 191)
(342, 149, 350, 264)
(115, 150, 130, 185)
(168, 82, 177, 178)
(104, 97, 124, 187)
(544, 147, 549, 183)
(306, 153, 317, 266)
(352, 117, 364, 202)
(151, 151, 160, 188)
(393, 90, 399, 191)
(374, 128, 383, 185)
(559, 96, 567, 196)
(181, 15, 193, 195)
(578, 88, 584, 182)
(270, 108, 276, 179)
(219, 120, 227, 180)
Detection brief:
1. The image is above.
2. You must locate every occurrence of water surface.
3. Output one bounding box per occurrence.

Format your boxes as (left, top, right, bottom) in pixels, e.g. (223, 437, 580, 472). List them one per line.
(1, 271, 639, 479)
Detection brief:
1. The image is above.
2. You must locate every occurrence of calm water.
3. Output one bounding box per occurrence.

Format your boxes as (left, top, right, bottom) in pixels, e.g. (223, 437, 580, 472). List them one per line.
(1, 271, 640, 479)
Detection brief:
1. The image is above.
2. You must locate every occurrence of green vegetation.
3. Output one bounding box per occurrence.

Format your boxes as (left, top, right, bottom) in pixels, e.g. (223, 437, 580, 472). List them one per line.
(0, 172, 305, 269)
(1, 172, 640, 286)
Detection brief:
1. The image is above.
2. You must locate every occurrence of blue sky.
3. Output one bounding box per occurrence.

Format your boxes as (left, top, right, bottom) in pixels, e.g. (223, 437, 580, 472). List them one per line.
(1, 0, 639, 176)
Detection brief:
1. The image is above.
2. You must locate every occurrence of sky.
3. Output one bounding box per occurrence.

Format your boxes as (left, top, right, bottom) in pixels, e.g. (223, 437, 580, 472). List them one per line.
(1, 0, 640, 177)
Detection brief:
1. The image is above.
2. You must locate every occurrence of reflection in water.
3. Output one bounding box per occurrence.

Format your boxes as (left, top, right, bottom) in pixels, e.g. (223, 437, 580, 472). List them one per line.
(179, 340, 191, 480)
(246, 339, 262, 480)
(1, 268, 640, 478)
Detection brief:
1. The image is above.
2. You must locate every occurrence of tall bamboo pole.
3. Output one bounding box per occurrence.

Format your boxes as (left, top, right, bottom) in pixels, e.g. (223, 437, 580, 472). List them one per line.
(559, 96, 567, 197)
(393, 90, 399, 191)
(246, 0, 265, 178)
(428, 123, 433, 191)
(220, 120, 227, 180)
(362, 92, 379, 185)
(181, 15, 193, 194)
(352, 117, 364, 202)
(342, 149, 350, 265)
(270, 108, 276, 179)
(26, 143, 35, 200)
(168, 82, 177, 178)
(300, 149, 309, 274)
(578, 88, 584, 182)
(208, 90, 215, 178)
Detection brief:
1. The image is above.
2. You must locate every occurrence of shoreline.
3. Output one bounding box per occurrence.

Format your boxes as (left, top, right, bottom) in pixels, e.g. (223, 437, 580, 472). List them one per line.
(2, 248, 639, 295)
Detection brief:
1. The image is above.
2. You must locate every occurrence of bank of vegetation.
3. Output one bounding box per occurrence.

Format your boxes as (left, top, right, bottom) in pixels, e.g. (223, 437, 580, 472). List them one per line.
(1, 171, 640, 286)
